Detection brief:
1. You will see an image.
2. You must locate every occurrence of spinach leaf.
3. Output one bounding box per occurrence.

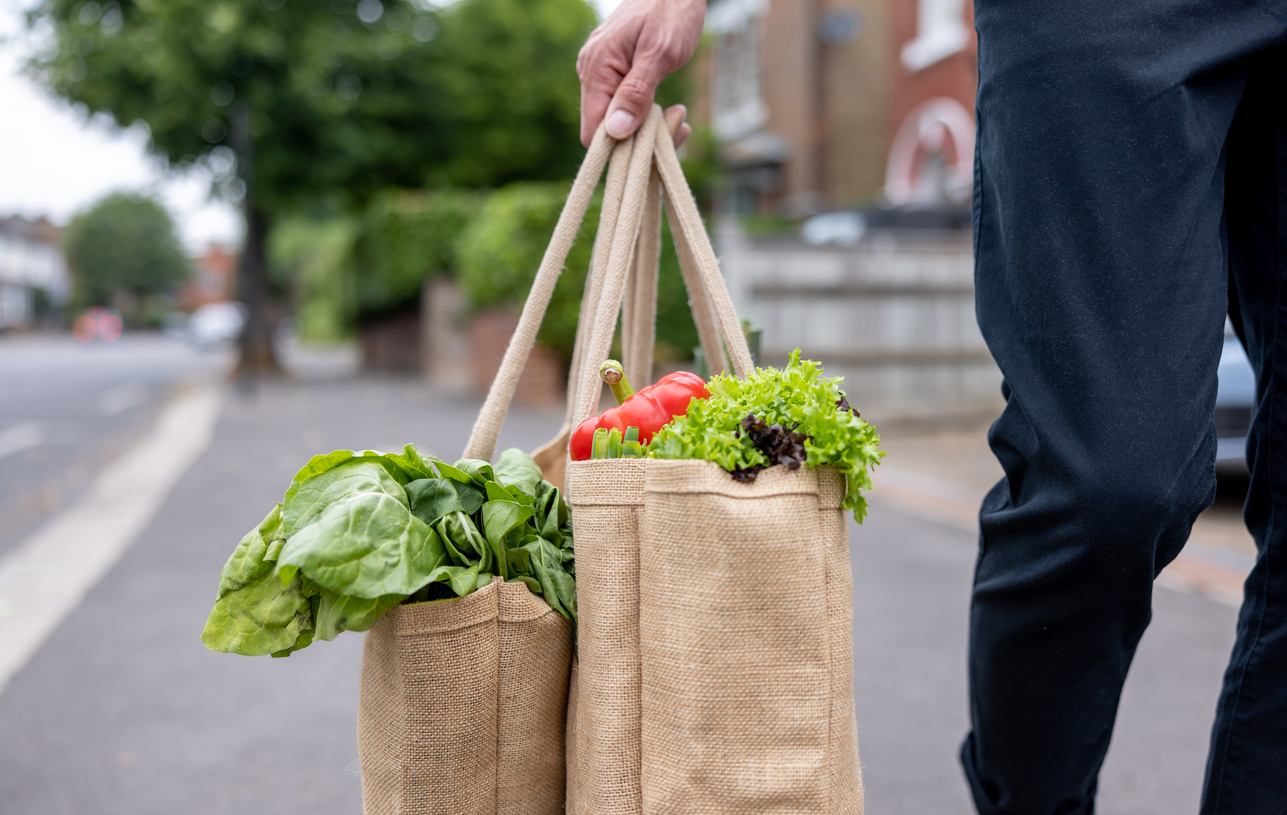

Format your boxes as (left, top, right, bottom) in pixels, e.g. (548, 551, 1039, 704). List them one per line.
(481, 499, 534, 580)
(494, 448, 543, 497)
(406, 477, 484, 524)
(203, 444, 579, 658)
(513, 535, 577, 622)
(433, 511, 491, 572)
(452, 458, 496, 487)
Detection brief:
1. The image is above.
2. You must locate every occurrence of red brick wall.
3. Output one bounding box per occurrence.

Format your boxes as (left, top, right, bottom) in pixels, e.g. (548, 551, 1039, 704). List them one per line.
(468, 308, 565, 407)
(889, 0, 977, 140)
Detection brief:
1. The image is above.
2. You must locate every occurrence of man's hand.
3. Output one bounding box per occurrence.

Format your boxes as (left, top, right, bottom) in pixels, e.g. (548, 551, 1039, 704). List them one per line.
(577, 0, 706, 146)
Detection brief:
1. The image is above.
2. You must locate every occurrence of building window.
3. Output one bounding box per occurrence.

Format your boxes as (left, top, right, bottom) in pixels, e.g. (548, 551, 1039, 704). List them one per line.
(707, 0, 769, 140)
(900, 0, 969, 72)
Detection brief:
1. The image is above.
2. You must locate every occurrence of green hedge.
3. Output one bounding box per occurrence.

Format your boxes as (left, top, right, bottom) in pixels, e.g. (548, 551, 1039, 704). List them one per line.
(456, 181, 699, 364)
(349, 190, 481, 319)
(269, 216, 356, 343)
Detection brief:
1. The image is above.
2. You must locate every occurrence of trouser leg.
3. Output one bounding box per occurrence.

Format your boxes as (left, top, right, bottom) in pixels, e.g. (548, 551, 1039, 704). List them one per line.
(961, 3, 1286, 813)
(1202, 44, 1287, 814)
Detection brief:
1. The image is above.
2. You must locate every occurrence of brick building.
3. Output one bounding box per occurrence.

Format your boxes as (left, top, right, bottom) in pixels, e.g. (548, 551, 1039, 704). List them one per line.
(178, 244, 238, 311)
(693, 0, 977, 215)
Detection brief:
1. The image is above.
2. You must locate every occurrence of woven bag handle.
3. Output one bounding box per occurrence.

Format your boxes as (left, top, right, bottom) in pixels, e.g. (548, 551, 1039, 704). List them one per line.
(461, 125, 615, 460)
(528, 125, 723, 480)
(620, 168, 662, 389)
(569, 108, 753, 428)
(464, 106, 751, 461)
(567, 107, 664, 427)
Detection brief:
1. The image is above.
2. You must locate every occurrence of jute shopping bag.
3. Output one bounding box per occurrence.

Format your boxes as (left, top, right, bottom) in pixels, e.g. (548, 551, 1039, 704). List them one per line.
(357, 555, 572, 813)
(458, 106, 863, 814)
(638, 463, 862, 815)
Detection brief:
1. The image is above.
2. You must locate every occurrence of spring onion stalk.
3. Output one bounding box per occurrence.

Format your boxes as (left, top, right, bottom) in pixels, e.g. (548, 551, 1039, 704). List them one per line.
(598, 360, 636, 404)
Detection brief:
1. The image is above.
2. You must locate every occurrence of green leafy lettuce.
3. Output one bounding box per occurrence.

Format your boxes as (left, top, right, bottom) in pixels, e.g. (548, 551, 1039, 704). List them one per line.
(201, 444, 576, 657)
(647, 349, 884, 521)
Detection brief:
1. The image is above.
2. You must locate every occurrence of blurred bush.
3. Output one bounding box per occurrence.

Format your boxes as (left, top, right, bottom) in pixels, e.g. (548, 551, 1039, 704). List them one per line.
(456, 182, 699, 364)
(349, 190, 480, 320)
(64, 192, 189, 327)
(269, 217, 356, 343)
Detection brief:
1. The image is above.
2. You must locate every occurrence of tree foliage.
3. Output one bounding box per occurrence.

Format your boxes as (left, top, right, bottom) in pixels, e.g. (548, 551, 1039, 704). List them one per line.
(64, 191, 189, 308)
(27, 0, 597, 212)
(349, 189, 480, 320)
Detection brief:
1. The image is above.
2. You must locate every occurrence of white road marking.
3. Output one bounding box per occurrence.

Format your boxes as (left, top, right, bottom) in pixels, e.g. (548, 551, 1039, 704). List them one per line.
(0, 382, 225, 697)
(98, 382, 149, 416)
(0, 422, 42, 462)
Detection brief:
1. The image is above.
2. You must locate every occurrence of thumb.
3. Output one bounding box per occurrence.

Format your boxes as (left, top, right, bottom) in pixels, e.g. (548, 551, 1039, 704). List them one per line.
(603, 57, 668, 139)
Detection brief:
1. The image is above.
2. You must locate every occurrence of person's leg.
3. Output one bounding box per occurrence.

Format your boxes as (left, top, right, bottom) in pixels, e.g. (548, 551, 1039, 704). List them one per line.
(962, 3, 1287, 813)
(1203, 43, 1287, 814)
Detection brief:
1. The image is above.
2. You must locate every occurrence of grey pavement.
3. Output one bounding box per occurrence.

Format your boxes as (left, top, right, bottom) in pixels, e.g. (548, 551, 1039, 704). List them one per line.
(0, 334, 229, 558)
(0, 346, 1244, 814)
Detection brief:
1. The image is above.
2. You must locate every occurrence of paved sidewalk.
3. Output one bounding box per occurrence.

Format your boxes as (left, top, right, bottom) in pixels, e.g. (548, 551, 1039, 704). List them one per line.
(0, 367, 1246, 814)
(872, 427, 1258, 606)
(0, 369, 565, 814)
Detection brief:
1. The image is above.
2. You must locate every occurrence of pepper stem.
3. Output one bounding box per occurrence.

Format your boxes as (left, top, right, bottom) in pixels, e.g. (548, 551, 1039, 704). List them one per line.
(599, 359, 635, 404)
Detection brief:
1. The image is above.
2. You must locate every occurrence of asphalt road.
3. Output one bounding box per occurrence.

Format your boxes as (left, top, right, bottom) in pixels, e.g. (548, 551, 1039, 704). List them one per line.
(0, 355, 1241, 814)
(0, 334, 228, 558)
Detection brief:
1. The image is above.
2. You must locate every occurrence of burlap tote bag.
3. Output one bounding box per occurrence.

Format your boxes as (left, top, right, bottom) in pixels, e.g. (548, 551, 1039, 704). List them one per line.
(357, 577, 572, 815)
(460, 106, 863, 815)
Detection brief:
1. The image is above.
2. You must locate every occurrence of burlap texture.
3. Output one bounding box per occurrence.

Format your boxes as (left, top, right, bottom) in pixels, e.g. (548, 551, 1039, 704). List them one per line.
(565, 458, 648, 815)
(638, 461, 863, 815)
(357, 579, 573, 815)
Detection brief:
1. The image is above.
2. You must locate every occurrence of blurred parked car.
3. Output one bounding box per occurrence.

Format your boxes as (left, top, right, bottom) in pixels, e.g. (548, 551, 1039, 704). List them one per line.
(71, 307, 124, 343)
(1216, 321, 1256, 474)
(188, 301, 246, 347)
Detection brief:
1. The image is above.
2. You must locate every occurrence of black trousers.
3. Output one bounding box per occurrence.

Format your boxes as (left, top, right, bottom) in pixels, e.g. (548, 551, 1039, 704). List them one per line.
(963, 2, 1287, 813)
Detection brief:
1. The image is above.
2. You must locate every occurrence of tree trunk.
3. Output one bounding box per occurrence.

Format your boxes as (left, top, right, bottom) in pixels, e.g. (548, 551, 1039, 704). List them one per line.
(234, 204, 280, 376)
(231, 103, 281, 378)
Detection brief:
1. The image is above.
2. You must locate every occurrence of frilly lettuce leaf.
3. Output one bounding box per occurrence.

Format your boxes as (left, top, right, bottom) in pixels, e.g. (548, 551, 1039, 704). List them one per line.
(648, 349, 883, 521)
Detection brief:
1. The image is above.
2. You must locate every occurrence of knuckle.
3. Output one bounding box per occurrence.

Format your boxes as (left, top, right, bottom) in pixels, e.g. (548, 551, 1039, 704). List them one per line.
(614, 75, 655, 108)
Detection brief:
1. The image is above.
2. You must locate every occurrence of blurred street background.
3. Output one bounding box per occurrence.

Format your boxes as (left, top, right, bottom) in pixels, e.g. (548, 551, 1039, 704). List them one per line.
(0, 0, 1259, 812)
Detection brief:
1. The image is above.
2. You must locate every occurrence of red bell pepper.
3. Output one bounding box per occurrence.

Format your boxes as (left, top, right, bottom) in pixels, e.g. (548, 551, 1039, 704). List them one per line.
(570, 361, 709, 461)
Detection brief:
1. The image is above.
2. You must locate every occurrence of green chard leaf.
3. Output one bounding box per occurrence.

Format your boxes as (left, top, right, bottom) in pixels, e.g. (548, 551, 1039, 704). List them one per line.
(313, 588, 406, 641)
(201, 505, 314, 657)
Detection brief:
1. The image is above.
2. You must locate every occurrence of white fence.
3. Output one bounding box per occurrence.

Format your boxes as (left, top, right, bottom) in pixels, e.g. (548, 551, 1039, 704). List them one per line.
(717, 222, 1003, 425)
